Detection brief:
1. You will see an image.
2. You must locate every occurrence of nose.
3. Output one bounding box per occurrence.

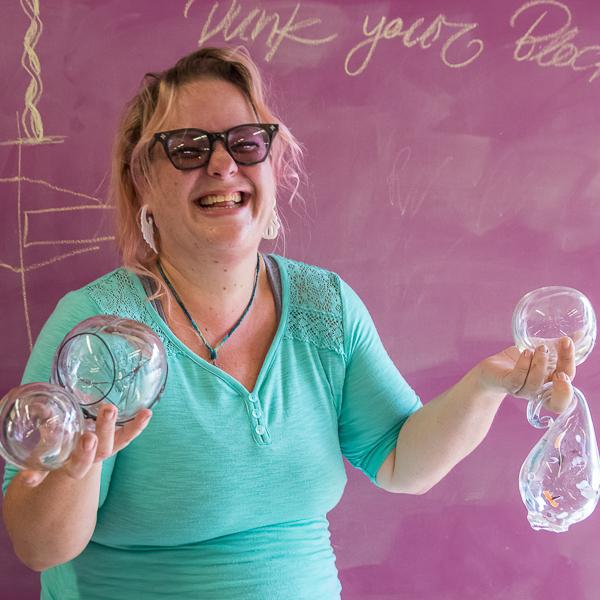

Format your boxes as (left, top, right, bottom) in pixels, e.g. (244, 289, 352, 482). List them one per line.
(206, 140, 238, 178)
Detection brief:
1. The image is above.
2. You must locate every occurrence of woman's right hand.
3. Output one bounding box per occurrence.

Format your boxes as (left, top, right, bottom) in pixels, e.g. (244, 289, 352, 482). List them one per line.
(19, 404, 152, 487)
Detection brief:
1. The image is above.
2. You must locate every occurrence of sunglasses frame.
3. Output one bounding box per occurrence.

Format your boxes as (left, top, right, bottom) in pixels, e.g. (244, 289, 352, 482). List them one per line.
(151, 123, 279, 171)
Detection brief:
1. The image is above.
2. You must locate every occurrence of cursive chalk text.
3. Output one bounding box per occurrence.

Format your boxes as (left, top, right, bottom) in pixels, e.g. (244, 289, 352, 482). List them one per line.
(186, 0, 338, 62)
(344, 12, 484, 77)
(510, 0, 600, 82)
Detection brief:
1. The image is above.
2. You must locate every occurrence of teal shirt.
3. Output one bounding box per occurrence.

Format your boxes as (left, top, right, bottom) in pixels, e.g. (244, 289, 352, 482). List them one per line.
(2, 255, 422, 600)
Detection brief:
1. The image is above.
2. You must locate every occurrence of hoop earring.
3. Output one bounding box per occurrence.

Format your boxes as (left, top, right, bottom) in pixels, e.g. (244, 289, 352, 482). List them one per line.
(140, 205, 158, 253)
(263, 208, 280, 240)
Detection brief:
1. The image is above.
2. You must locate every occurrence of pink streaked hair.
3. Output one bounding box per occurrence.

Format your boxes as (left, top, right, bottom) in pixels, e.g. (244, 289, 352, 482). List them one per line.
(110, 46, 304, 295)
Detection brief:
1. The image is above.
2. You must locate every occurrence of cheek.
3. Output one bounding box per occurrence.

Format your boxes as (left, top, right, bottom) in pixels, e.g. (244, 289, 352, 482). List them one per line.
(258, 167, 276, 205)
(154, 171, 191, 207)
(145, 176, 189, 230)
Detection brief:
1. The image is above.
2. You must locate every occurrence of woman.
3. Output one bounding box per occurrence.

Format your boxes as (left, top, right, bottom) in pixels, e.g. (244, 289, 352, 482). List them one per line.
(2, 47, 575, 600)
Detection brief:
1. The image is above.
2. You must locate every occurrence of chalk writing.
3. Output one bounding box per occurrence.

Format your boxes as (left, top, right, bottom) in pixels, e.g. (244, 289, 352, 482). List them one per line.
(510, 0, 600, 82)
(0, 176, 101, 202)
(20, 0, 44, 139)
(186, 0, 337, 62)
(15, 0, 64, 145)
(2, 0, 64, 146)
(387, 147, 412, 211)
(344, 12, 484, 76)
(23, 205, 114, 247)
(1, 1, 112, 349)
(1, 117, 111, 350)
(388, 148, 454, 218)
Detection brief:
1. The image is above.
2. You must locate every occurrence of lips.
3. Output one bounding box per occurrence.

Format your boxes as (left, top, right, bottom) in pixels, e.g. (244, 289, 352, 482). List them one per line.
(193, 191, 248, 208)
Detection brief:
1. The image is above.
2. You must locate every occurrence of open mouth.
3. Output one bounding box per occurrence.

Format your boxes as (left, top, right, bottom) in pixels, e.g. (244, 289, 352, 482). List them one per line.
(193, 192, 248, 209)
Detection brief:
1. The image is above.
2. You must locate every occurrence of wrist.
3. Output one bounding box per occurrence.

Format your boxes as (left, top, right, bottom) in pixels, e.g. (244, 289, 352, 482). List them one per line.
(466, 363, 508, 405)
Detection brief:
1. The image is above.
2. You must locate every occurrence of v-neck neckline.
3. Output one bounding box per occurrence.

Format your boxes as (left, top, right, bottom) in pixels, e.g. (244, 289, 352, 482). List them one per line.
(128, 253, 289, 396)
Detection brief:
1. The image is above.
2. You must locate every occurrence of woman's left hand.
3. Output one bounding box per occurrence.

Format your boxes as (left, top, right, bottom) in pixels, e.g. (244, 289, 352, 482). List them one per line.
(476, 336, 575, 413)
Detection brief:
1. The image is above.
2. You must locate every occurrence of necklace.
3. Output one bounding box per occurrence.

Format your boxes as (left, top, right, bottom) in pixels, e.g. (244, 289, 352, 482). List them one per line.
(157, 254, 261, 365)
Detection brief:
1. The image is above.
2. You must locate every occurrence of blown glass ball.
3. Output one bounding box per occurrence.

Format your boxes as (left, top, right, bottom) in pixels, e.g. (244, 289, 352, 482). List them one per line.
(512, 286, 596, 367)
(0, 383, 83, 471)
(51, 315, 168, 424)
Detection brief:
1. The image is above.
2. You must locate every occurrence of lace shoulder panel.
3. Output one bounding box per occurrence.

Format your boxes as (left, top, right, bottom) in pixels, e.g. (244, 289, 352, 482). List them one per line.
(278, 257, 344, 355)
(84, 268, 181, 357)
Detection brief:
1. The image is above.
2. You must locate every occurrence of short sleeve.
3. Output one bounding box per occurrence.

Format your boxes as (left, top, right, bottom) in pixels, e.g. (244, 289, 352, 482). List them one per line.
(2, 290, 116, 499)
(338, 279, 422, 485)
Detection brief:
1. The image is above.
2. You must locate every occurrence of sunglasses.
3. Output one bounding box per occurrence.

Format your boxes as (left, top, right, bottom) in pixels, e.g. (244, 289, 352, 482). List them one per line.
(151, 123, 279, 171)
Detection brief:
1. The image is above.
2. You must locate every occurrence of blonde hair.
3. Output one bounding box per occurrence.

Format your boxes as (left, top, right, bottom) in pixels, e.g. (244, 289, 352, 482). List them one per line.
(110, 46, 303, 290)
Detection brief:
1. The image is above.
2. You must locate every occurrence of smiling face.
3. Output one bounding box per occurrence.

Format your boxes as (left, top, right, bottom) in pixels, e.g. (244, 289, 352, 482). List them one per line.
(145, 78, 276, 262)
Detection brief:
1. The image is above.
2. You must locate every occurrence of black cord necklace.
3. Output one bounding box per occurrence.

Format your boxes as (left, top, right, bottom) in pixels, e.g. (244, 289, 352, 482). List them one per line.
(157, 254, 261, 365)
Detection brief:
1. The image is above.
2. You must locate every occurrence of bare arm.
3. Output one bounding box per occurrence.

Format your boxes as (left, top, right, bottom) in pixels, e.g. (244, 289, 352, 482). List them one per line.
(2, 405, 151, 571)
(377, 339, 575, 494)
(3, 463, 102, 571)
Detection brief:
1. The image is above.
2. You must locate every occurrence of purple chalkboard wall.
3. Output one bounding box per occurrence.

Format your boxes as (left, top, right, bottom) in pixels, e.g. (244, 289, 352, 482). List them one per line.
(1, 0, 600, 598)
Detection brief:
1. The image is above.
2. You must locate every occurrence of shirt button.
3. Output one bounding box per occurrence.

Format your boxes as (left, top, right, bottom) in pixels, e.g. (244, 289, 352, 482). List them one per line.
(252, 408, 262, 418)
(255, 424, 266, 436)
(248, 394, 258, 403)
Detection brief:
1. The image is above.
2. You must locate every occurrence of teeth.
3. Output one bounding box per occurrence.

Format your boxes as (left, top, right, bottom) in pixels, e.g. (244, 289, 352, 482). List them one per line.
(198, 193, 242, 206)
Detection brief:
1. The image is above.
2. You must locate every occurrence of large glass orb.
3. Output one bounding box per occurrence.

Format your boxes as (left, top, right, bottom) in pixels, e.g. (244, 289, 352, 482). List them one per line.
(51, 316, 167, 424)
(0, 383, 83, 471)
(512, 286, 596, 367)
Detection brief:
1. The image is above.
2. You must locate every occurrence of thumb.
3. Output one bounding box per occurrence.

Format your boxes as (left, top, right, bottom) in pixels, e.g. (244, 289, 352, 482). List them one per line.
(503, 349, 533, 395)
(19, 469, 50, 488)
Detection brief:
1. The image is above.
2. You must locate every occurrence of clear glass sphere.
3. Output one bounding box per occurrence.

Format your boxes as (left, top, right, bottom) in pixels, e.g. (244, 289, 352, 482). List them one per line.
(51, 316, 167, 424)
(0, 383, 83, 470)
(512, 286, 596, 366)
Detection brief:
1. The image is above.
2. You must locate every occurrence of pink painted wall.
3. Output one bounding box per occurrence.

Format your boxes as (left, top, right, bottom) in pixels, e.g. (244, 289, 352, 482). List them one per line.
(1, 1, 600, 598)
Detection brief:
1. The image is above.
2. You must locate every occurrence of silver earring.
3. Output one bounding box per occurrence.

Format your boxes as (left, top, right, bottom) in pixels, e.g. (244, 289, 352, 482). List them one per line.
(263, 208, 280, 240)
(140, 205, 158, 253)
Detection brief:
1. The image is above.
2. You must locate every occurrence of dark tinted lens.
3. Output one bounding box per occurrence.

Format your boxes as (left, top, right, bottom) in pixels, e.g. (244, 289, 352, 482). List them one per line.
(227, 126, 270, 164)
(166, 130, 210, 168)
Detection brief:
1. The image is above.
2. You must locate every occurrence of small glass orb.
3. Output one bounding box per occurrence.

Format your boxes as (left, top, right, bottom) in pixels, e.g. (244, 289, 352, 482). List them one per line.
(512, 286, 596, 366)
(0, 383, 83, 471)
(51, 316, 168, 424)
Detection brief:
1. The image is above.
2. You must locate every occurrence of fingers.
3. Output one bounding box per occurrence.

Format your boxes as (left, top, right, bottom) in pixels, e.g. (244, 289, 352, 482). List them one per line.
(555, 336, 576, 381)
(19, 425, 99, 485)
(61, 432, 98, 479)
(18, 405, 152, 486)
(60, 405, 150, 474)
(506, 345, 550, 397)
(520, 345, 551, 396)
(504, 348, 534, 394)
(113, 409, 152, 453)
(507, 339, 575, 413)
(93, 404, 118, 461)
(544, 371, 573, 413)
(62, 404, 116, 478)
